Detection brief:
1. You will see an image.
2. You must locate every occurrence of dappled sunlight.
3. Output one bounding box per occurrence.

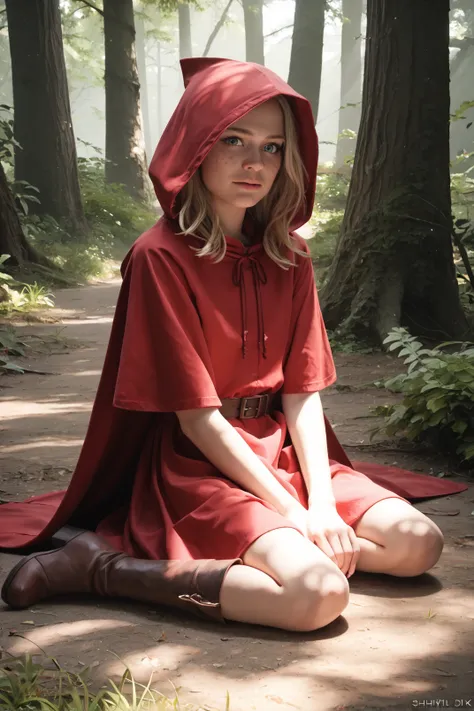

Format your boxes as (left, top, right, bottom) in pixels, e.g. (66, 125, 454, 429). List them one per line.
(0, 400, 92, 421)
(59, 317, 114, 326)
(70, 370, 102, 377)
(1, 438, 84, 453)
(9, 618, 134, 655)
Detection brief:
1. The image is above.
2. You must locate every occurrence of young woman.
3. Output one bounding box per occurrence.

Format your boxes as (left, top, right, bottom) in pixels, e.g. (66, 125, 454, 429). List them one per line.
(1, 58, 452, 632)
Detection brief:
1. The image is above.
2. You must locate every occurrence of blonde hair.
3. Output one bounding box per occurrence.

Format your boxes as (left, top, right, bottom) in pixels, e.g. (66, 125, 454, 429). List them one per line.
(176, 96, 310, 269)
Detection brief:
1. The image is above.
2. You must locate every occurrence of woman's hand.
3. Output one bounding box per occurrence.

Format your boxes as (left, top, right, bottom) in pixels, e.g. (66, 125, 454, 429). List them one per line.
(307, 503, 360, 578)
(280, 500, 310, 539)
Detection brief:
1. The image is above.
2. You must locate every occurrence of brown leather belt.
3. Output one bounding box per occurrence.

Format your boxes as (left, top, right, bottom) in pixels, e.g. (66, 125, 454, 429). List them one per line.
(219, 391, 282, 419)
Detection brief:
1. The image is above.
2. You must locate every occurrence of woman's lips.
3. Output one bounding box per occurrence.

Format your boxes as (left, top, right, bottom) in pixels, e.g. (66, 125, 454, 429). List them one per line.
(234, 181, 262, 190)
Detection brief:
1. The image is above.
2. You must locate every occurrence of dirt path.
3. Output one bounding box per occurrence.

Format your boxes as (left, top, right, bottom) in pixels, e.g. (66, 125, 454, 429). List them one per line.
(1, 281, 473, 711)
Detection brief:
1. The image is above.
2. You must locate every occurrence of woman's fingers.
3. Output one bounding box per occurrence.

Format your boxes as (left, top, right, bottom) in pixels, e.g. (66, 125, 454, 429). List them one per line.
(347, 529, 361, 578)
(313, 528, 359, 576)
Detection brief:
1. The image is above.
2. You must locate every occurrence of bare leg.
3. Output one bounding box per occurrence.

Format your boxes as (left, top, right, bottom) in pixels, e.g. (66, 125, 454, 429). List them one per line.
(220, 528, 349, 631)
(353, 498, 444, 576)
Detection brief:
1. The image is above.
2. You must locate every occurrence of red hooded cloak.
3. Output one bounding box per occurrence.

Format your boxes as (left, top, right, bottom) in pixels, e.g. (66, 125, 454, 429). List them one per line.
(0, 58, 467, 556)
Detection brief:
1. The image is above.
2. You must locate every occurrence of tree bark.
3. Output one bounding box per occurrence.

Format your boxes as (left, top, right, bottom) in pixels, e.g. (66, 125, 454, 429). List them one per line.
(103, 0, 148, 201)
(5, 0, 87, 233)
(321, 0, 470, 343)
(335, 0, 363, 168)
(0, 162, 52, 269)
(287, 0, 325, 122)
(178, 2, 192, 58)
(242, 0, 264, 65)
(135, 9, 152, 160)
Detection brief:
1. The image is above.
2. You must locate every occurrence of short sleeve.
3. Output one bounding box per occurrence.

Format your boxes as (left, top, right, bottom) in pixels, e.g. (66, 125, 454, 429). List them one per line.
(113, 244, 222, 412)
(282, 239, 337, 394)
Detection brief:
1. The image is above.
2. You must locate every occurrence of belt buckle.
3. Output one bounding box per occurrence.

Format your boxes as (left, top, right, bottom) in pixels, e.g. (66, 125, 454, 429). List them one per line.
(239, 394, 269, 419)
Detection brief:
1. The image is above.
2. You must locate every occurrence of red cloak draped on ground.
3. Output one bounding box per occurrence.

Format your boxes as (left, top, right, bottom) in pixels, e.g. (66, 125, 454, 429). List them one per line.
(0, 58, 467, 555)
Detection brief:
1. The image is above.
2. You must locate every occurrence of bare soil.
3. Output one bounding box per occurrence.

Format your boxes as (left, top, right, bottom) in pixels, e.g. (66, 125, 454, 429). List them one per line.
(1, 280, 473, 711)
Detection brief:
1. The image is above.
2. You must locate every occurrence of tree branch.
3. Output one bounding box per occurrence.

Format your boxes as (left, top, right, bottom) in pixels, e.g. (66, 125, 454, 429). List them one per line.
(264, 22, 293, 39)
(75, 0, 104, 18)
(450, 37, 474, 49)
(203, 0, 234, 57)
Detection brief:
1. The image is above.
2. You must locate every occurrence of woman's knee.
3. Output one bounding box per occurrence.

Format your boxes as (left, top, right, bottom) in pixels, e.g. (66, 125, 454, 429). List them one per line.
(283, 565, 350, 632)
(388, 518, 444, 577)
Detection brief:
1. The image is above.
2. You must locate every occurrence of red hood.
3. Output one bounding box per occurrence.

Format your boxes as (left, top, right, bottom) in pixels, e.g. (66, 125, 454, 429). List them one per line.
(149, 57, 318, 231)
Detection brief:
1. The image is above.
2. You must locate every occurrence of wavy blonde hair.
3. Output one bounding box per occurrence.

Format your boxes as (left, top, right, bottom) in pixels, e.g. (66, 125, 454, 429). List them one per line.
(176, 96, 310, 270)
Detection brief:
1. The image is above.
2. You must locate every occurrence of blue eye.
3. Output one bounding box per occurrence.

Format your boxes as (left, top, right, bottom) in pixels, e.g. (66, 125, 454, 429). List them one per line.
(223, 136, 243, 146)
(264, 143, 283, 154)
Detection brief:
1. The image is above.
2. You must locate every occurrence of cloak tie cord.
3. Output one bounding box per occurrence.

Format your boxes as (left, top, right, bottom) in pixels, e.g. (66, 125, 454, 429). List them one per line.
(232, 255, 268, 359)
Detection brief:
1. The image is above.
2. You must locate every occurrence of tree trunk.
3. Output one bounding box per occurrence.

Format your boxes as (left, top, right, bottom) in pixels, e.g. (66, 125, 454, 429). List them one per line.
(321, 0, 469, 344)
(103, 0, 148, 201)
(335, 0, 363, 168)
(5, 0, 87, 234)
(135, 9, 152, 160)
(178, 2, 192, 58)
(156, 40, 163, 138)
(242, 0, 264, 65)
(450, 39, 474, 167)
(287, 0, 325, 122)
(0, 162, 52, 269)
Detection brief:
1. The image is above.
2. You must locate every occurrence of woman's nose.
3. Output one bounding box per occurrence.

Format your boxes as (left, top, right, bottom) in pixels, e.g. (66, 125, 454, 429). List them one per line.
(242, 147, 264, 171)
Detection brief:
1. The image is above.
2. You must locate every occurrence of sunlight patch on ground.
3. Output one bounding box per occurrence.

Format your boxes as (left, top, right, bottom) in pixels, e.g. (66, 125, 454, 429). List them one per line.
(9, 619, 134, 654)
(0, 401, 93, 420)
(70, 370, 102, 377)
(1, 438, 85, 453)
(59, 316, 114, 325)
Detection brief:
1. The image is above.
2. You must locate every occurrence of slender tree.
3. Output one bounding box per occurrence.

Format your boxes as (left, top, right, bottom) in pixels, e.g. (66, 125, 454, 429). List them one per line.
(178, 1, 192, 57)
(287, 0, 326, 122)
(242, 0, 264, 65)
(321, 0, 469, 343)
(335, 0, 363, 168)
(449, 4, 474, 167)
(103, 0, 148, 200)
(5, 0, 87, 233)
(135, 8, 152, 158)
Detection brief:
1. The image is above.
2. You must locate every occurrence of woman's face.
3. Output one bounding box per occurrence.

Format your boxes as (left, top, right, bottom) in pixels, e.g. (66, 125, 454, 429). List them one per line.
(200, 98, 285, 214)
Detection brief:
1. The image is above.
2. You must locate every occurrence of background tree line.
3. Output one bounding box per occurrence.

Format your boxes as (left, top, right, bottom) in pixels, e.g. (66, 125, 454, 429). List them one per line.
(0, 0, 473, 347)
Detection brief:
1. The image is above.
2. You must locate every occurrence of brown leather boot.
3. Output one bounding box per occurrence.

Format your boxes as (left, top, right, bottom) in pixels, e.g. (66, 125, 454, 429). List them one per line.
(1, 526, 242, 622)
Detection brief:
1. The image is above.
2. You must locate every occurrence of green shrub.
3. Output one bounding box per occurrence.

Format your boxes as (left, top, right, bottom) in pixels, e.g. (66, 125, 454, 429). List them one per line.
(373, 327, 474, 462)
(78, 156, 157, 246)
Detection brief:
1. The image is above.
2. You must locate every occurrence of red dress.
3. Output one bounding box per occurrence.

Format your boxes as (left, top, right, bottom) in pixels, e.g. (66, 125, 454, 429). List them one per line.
(0, 57, 466, 556)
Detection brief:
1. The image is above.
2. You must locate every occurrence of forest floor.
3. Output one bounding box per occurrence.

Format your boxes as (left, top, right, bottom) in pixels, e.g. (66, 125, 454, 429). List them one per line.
(0, 278, 473, 711)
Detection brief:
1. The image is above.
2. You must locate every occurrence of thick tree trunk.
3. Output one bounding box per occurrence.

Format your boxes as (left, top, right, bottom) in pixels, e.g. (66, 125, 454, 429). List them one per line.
(321, 0, 470, 344)
(287, 0, 325, 122)
(5, 0, 87, 234)
(335, 0, 363, 168)
(135, 10, 152, 160)
(178, 2, 192, 58)
(0, 162, 52, 269)
(242, 0, 264, 65)
(103, 0, 148, 201)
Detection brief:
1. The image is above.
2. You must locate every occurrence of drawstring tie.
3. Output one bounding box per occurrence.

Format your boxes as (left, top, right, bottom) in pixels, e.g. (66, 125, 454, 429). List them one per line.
(232, 254, 268, 360)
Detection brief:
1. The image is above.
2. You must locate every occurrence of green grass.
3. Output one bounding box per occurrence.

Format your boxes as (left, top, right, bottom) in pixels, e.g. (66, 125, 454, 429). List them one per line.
(0, 654, 231, 711)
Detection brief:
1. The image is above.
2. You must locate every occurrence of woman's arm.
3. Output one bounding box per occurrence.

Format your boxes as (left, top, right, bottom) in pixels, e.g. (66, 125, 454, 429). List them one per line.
(281, 391, 335, 507)
(282, 390, 360, 576)
(176, 408, 301, 517)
